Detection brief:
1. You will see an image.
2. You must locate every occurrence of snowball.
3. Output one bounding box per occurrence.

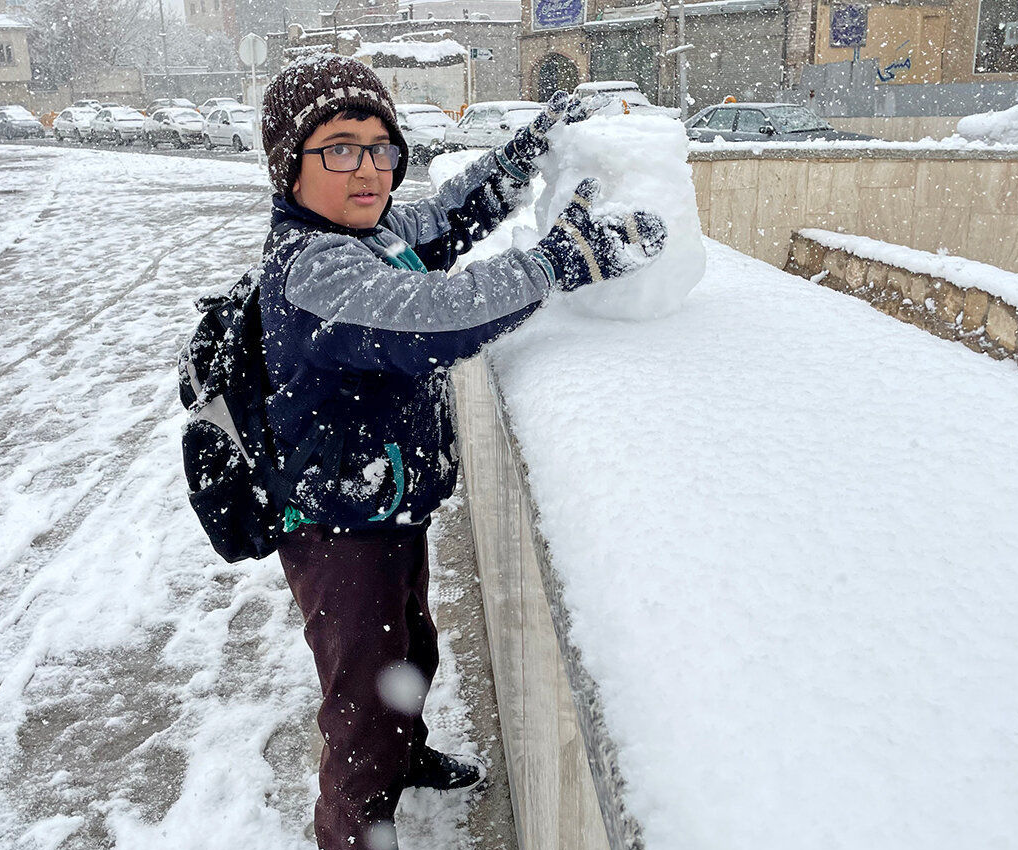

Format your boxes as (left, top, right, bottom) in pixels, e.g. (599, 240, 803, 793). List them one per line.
(376, 660, 428, 714)
(537, 114, 706, 322)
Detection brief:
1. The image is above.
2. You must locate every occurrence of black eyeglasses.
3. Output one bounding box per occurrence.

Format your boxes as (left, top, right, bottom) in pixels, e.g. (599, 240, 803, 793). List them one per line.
(301, 142, 401, 173)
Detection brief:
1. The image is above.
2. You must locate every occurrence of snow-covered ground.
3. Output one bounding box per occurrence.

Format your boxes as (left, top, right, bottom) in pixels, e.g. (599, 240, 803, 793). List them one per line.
(956, 103, 1018, 146)
(0, 146, 478, 850)
(433, 116, 1018, 849)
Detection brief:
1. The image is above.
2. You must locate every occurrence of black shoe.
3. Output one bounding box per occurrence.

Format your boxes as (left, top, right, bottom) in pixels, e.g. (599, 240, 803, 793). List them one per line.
(406, 746, 486, 792)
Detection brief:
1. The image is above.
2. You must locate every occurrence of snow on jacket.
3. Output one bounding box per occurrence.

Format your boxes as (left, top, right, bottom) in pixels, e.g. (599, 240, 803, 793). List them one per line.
(259, 150, 553, 531)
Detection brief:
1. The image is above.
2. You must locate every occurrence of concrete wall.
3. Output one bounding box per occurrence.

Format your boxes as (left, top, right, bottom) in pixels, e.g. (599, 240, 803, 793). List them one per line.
(689, 148, 1018, 273)
(828, 115, 961, 142)
(0, 26, 29, 84)
(454, 357, 640, 850)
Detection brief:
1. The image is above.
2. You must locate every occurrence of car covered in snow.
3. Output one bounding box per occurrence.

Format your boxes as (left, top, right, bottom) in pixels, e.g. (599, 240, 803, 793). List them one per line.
(0, 105, 45, 139)
(396, 103, 456, 163)
(144, 107, 205, 148)
(685, 103, 876, 142)
(53, 107, 100, 142)
(145, 97, 198, 115)
(202, 105, 256, 151)
(88, 106, 146, 144)
(198, 96, 240, 117)
(72, 99, 102, 111)
(572, 80, 680, 118)
(444, 100, 543, 150)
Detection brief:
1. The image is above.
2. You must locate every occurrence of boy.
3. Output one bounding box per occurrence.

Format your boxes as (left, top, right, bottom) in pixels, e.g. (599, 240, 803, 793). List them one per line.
(258, 54, 666, 849)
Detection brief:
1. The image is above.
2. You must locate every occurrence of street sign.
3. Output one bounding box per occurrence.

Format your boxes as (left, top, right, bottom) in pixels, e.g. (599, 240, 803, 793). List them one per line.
(238, 32, 268, 67)
(469, 47, 494, 61)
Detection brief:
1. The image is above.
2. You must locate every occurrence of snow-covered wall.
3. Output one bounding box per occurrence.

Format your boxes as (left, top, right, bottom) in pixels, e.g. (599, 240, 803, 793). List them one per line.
(786, 230, 1018, 362)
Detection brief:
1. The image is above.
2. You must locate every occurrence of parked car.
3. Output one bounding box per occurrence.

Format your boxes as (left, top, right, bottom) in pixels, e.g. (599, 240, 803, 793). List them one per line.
(53, 107, 100, 142)
(572, 80, 679, 118)
(145, 98, 197, 115)
(203, 105, 256, 151)
(88, 106, 146, 144)
(685, 102, 876, 142)
(395, 103, 456, 163)
(198, 97, 240, 117)
(72, 99, 102, 110)
(100, 102, 122, 109)
(444, 101, 543, 150)
(144, 107, 205, 148)
(0, 105, 45, 139)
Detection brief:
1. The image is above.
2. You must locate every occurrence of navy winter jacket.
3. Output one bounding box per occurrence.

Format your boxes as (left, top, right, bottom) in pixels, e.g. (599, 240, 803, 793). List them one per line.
(258, 150, 554, 531)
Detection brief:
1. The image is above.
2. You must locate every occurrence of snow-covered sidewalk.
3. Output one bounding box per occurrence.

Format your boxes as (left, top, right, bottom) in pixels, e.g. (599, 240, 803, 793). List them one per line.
(0, 146, 482, 850)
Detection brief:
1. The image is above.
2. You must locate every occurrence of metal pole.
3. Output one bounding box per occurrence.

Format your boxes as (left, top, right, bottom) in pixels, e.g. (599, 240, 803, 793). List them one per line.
(466, 47, 473, 105)
(157, 0, 171, 96)
(678, 0, 688, 119)
(252, 61, 264, 167)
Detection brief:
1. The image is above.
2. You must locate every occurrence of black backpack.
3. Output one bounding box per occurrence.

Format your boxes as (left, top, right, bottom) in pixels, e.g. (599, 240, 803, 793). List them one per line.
(178, 273, 357, 563)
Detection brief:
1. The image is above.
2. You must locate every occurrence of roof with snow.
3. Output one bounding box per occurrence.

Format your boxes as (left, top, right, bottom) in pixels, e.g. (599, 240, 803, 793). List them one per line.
(0, 13, 30, 28)
(354, 38, 467, 67)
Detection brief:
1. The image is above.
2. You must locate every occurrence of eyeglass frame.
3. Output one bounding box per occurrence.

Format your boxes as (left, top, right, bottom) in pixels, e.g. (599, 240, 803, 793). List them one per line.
(301, 142, 401, 173)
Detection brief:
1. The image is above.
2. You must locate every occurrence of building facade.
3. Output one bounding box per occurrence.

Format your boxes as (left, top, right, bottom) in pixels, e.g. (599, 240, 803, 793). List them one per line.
(812, 0, 1018, 85)
(184, 0, 237, 38)
(520, 0, 790, 109)
(0, 2, 31, 105)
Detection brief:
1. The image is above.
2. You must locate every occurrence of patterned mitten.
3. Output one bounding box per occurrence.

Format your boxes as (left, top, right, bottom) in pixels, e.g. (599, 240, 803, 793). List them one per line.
(529, 178, 667, 291)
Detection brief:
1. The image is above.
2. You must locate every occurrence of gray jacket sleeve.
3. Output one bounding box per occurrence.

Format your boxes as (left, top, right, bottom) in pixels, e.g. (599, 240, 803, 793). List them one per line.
(282, 232, 553, 375)
(382, 149, 531, 272)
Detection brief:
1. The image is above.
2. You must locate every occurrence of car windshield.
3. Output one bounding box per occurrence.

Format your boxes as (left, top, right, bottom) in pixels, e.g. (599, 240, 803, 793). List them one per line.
(111, 108, 142, 119)
(3, 106, 34, 119)
(505, 108, 542, 128)
(405, 111, 452, 129)
(228, 108, 256, 122)
(169, 108, 202, 120)
(767, 105, 832, 132)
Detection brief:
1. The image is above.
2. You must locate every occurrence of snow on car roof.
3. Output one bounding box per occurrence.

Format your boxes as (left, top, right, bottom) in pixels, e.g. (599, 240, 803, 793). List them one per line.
(468, 100, 542, 110)
(397, 103, 446, 112)
(575, 80, 641, 90)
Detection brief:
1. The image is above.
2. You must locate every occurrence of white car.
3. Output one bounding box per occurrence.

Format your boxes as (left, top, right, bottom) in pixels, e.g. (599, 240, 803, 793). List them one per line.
(573, 81, 680, 118)
(88, 107, 146, 144)
(198, 97, 240, 117)
(202, 105, 257, 151)
(444, 101, 543, 150)
(53, 107, 98, 142)
(395, 104, 456, 163)
(144, 107, 205, 148)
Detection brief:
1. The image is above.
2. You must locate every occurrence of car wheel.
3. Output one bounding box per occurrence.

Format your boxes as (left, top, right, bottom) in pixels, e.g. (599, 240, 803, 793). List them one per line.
(232, 134, 244, 152)
(112, 129, 123, 145)
(203, 134, 214, 150)
(1, 126, 11, 140)
(54, 129, 63, 142)
(174, 132, 186, 149)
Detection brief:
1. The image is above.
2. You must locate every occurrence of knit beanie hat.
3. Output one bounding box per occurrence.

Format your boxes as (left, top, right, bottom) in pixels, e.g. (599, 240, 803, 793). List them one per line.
(261, 53, 408, 196)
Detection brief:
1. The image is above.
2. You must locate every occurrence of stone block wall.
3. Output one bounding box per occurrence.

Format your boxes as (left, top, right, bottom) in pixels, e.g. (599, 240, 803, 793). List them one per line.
(784, 231, 1018, 363)
(689, 148, 1018, 275)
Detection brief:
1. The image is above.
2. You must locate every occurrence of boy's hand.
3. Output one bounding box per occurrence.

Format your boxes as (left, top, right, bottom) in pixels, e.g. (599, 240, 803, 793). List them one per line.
(500, 91, 610, 178)
(529, 178, 667, 291)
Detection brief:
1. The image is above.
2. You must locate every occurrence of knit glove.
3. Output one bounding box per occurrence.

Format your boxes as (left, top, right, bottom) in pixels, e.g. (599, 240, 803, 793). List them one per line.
(530, 178, 667, 291)
(499, 91, 611, 180)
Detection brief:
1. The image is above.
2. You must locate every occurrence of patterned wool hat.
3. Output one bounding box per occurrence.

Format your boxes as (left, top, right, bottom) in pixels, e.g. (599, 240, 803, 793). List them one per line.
(261, 53, 408, 196)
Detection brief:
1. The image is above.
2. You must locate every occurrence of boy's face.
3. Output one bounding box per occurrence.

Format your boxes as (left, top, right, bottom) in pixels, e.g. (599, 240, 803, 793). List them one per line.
(293, 113, 394, 229)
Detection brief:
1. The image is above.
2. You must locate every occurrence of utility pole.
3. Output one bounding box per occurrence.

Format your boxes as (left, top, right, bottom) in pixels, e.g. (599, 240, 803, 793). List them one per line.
(157, 0, 171, 96)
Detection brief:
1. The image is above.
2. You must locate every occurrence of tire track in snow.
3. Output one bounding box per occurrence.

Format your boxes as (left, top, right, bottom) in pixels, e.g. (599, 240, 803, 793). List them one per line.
(0, 194, 265, 378)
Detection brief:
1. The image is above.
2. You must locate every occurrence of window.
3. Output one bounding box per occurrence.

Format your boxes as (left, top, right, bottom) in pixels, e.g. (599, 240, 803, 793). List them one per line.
(975, 0, 1018, 73)
(190, 3, 197, 14)
(0, 43, 13, 65)
(705, 108, 736, 131)
(200, 1, 206, 12)
(690, 109, 714, 128)
(736, 110, 767, 133)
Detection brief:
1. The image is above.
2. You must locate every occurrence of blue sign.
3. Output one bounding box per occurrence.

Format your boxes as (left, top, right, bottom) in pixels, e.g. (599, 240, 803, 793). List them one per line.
(830, 4, 867, 48)
(534, 0, 584, 30)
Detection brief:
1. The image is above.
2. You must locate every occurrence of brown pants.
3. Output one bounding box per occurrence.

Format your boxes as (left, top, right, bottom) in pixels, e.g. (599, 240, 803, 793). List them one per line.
(278, 524, 439, 850)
